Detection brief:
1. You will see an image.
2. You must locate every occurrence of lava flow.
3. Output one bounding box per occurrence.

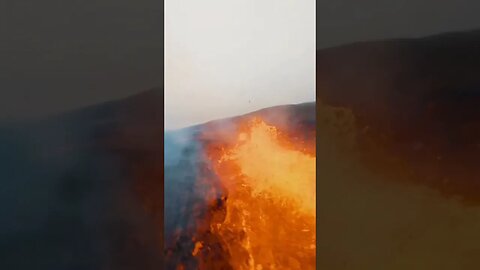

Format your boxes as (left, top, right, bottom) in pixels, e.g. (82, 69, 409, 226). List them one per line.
(196, 117, 316, 270)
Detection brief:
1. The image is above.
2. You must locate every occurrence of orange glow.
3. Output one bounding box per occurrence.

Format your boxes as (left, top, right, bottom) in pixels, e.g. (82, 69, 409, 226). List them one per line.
(205, 117, 316, 270)
(192, 241, 204, 256)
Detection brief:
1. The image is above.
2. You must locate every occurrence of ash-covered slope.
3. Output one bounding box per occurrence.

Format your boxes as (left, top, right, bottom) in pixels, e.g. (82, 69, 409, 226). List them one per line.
(0, 88, 165, 270)
(316, 30, 480, 269)
(0, 87, 314, 270)
(317, 29, 480, 201)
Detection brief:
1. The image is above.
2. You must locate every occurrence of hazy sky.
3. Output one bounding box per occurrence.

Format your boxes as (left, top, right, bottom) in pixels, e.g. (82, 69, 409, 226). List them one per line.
(165, 0, 316, 129)
(1, 1, 480, 123)
(316, 0, 480, 49)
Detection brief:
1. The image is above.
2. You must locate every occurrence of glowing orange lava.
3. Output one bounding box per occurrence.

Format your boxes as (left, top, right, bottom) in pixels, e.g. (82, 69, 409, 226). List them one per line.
(205, 118, 316, 270)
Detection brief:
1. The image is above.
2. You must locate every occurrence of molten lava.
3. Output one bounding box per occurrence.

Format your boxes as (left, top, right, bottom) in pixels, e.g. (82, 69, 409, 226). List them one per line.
(202, 118, 316, 270)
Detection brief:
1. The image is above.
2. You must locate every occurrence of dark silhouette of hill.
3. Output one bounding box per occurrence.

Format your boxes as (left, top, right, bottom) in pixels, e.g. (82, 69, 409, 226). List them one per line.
(317, 29, 480, 202)
(0, 88, 165, 270)
(0, 87, 314, 270)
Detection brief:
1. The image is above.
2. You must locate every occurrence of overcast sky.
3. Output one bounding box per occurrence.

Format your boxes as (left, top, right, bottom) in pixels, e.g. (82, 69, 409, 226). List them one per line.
(316, 0, 480, 49)
(165, 0, 480, 129)
(165, 0, 315, 129)
(1, 0, 480, 124)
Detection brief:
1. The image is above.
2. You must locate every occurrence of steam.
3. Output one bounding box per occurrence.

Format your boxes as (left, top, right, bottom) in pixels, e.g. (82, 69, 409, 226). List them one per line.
(163, 104, 316, 269)
(164, 126, 223, 244)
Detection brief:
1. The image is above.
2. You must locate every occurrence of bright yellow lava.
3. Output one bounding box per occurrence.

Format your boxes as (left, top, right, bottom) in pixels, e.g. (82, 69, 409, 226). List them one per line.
(207, 118, 316, 270)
